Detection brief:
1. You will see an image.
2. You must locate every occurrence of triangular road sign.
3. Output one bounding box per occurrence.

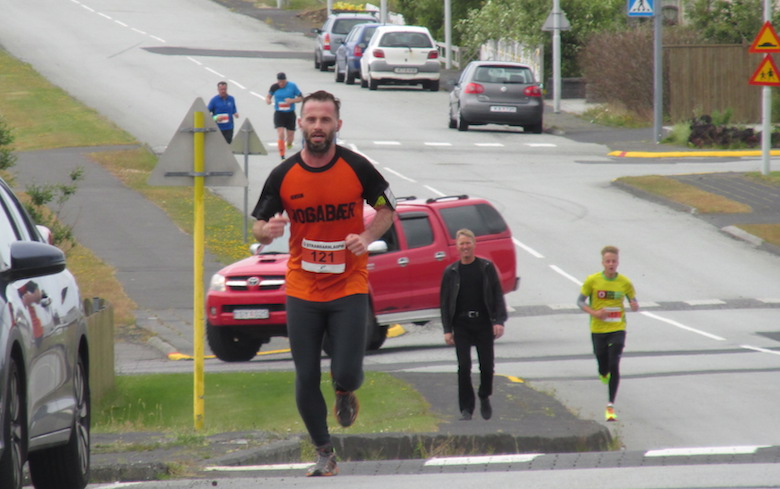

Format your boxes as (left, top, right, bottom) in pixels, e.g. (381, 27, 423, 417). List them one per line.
(749, 54, 780, 86)
(749, 21, 780, 53)
(149, 98, 248, 187)
(542, 10, 571, 31)
(230, 118, 267, 155)
(627, 0, 653, 17)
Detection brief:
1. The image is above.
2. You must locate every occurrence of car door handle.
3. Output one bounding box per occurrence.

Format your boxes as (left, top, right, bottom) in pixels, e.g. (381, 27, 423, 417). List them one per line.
(435, 252, 447, 261)
(397, 257, 409, 267)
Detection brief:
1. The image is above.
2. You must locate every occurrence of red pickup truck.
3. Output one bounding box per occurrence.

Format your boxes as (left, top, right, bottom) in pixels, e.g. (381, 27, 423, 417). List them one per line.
(205, 195, 519, 361)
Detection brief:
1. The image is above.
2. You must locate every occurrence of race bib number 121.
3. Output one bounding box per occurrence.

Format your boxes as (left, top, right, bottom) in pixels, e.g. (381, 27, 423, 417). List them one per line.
(301, 239, 346, 274)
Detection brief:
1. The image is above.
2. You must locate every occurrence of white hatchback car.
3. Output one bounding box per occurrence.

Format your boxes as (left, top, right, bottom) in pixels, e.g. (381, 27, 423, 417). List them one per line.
(359, 25, 441, 91)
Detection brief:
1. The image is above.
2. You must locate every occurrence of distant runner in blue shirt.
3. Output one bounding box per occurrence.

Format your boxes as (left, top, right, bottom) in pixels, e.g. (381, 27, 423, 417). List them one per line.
(266, 72, 302, 159)
(207, 81, 239, 143)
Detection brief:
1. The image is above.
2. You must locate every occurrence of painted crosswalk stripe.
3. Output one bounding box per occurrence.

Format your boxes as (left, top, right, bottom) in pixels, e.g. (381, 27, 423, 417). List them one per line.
(425, 453, 543, 466)
(645, 446, 768, 457)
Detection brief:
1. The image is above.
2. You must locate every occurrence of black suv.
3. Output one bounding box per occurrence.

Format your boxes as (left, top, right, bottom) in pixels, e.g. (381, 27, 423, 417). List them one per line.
(0, 176, 90, 489)
(312, 12, 378, 71)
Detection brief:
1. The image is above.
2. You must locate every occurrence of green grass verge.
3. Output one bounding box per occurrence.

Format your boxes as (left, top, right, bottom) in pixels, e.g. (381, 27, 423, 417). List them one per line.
(94, 371, 438, 435)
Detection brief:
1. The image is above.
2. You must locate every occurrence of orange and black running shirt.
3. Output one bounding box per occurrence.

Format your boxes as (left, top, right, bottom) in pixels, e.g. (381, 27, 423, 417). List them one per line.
(252, 146, 393, 302)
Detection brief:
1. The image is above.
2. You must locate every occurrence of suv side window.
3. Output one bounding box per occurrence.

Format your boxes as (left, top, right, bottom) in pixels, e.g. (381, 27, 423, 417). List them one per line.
(438, 203, 508, 239)
(400, 213, 434, 249)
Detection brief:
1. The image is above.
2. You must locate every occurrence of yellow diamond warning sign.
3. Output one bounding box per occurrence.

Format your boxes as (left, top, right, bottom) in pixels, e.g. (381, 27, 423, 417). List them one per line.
(749, 54, 780, 86)
(749, 21, 780, 53)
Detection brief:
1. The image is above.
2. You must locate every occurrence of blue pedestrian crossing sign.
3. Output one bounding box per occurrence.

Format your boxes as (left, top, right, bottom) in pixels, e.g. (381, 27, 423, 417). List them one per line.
(627, 0, 654, 17)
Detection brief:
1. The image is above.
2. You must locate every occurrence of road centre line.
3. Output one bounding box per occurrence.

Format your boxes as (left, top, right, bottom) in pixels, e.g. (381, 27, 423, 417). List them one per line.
(205, 67, 224, 78)
(549, 264, 582, 286)
(383, 167, 416, 183)
(474, 142, 504, 147)
(424, 184, 445, 196)
(514, 238, 544, 258)
(229, 79, 246, 90)
(640, 311, 726, 341)
(205, 463, 311, 471)
(375, 141, 401, 145)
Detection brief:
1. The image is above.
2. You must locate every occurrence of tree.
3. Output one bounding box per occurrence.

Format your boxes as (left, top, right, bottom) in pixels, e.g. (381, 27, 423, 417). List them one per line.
(456, 0, 628, 78)
(395, 0, 483, 45)
(685, 0, 769, 44)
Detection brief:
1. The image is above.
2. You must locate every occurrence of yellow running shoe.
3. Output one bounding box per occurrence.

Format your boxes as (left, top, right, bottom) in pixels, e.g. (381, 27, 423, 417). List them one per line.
(605, 404, 617, 422)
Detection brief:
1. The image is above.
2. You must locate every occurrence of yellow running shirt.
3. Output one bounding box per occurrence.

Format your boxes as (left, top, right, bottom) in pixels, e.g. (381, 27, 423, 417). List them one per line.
(580, 272, 636, 334)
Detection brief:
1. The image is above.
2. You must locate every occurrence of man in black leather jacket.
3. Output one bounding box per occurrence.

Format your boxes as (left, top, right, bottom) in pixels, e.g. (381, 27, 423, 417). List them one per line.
(440, 228, 507, 421)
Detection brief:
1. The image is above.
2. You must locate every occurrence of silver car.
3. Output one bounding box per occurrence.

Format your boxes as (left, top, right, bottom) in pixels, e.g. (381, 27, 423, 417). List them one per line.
(312, 12, 378, 72)
(448, 61, 544, 133)
(0, 176, 90, 489)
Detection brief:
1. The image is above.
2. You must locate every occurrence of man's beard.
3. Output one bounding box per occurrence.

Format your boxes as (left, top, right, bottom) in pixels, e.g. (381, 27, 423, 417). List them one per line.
(304, 130, 336, 155)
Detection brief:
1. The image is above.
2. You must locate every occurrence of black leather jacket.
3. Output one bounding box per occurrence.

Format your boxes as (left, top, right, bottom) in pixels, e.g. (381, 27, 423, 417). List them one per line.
(440, 257, 507, 334)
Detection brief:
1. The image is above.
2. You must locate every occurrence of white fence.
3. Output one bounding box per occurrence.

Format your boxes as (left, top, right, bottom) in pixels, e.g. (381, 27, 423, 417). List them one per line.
(437, 39, 544, 83)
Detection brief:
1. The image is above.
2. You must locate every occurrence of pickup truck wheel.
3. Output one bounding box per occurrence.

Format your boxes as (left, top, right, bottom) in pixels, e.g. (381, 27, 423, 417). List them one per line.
(0, 359, 25, 489)
(207, 322, 260, 362)
(29, 355, 90, 489)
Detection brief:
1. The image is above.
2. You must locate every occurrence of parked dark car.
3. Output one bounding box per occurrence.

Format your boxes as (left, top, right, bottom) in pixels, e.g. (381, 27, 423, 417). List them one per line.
(0, 176, 90, 489)
(448, 61, 544, 133)
(312, 12, 378, 72)
(334, 22, 381, 85)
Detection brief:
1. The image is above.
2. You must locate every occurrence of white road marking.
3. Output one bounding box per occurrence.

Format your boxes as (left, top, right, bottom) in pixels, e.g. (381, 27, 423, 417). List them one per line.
(645, 446, 768, 457)
(131, 27, 147, 35)
(424, 185, 445, 196)
(474, 142, 504, 147)
(229, 79, 246, 90)
(205, 463, 311, 471)
(758, 298, 780, 304)
(205, 67, 224, 77)
(640, 311, 726, 341)
(425, 142, 452, 146)
(513, 238, 544, 258)
(384, 167, 416, 183)
(150, 35, 166, 43)
(375, 141, 401, 145)
(425, 453, 544, 466)
(548, 303, 579, 310)
(549, 264, 582, 285)
(526, 143, 557, 147)
(741, 345, 780, 356)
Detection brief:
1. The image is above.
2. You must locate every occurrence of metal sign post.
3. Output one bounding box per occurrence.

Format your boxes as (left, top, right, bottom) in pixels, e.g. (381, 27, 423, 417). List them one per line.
(149, 98, 248, 430)
(230, 119, 266, 241)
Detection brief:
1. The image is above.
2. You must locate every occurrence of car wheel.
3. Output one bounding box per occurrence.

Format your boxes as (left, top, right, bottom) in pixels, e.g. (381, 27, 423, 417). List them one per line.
(335, 64, 345, 82)
(319, 59, 329, 72)
(314, 53, 320, 70)
(457, 110, 469, 132)
(206, 322, 260, 362)
(28, 355, 90, 489)
(368, 73, 378, 91)
(360, 75, 368, 88)
(345, 69, 356, 85)
(0, 359, 25, 489)
(526, 120, 544, 134)
(428, 80, 440, 92)
(448, 110, 457, 129)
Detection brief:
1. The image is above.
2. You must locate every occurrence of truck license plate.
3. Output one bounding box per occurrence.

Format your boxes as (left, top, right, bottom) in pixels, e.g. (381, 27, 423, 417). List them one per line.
(490, 106, 517, 113)
(233, 309, 270, 320)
